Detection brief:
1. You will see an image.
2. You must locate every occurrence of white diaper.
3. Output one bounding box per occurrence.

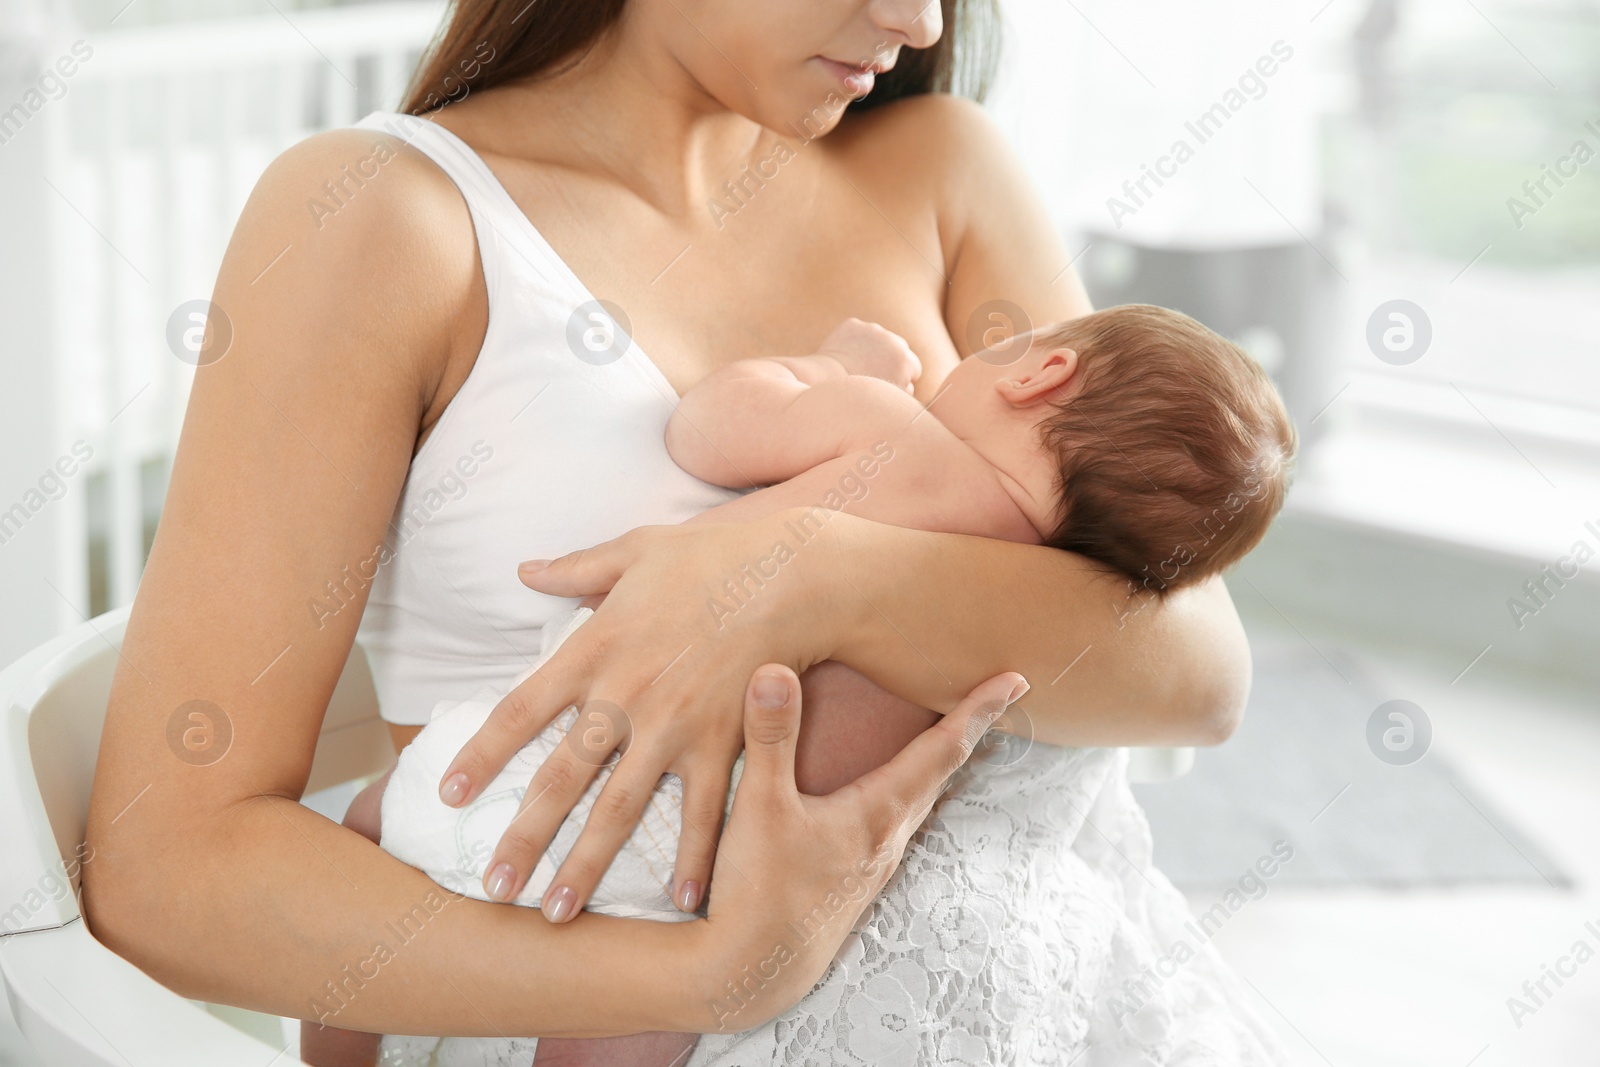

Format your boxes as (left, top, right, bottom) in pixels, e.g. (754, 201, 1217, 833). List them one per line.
(379, 607, 740, 922)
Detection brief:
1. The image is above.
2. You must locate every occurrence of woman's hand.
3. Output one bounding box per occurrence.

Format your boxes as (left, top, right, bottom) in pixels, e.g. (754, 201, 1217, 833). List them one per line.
(438, 511, 855, 920)
(690, 664, 1025, 1031)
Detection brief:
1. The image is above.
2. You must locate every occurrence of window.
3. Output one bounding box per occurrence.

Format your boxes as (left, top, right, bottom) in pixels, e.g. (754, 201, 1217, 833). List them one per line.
(989, 0, 1600, 552)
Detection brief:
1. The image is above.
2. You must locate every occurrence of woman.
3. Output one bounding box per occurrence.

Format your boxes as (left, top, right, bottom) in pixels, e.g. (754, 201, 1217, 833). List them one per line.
(84, 0, 1274, 1061)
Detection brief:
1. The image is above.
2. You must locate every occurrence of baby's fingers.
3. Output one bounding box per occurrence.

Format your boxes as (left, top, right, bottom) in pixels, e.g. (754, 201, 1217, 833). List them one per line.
(903, 345, 923, 383)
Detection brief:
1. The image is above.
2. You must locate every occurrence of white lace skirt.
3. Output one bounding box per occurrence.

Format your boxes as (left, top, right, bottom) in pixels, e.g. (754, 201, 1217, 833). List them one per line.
(687, 744, 1285, 1066)
(379, 738, 1283, 1065)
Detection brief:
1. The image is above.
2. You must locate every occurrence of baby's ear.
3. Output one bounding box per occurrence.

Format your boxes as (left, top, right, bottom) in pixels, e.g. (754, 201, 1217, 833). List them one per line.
(997, 347, 1080, 407)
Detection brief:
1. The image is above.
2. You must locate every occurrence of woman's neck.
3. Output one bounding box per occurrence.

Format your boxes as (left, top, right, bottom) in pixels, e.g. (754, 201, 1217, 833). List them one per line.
(488, 27, 776, 218)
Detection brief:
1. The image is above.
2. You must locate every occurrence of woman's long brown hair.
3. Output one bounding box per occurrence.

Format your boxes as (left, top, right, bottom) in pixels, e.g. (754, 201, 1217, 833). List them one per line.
(401, 0, 1001, 115)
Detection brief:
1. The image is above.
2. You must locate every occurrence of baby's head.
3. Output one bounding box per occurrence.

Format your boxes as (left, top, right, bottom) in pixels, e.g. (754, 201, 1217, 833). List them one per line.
(939, 303, 1295, 592)
(1032, 305, 1296, 592)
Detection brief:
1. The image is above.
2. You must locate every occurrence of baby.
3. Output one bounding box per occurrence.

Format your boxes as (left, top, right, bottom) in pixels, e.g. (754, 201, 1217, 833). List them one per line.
(304, 304, 1295, 1066)
(667, 303, 1296, 595)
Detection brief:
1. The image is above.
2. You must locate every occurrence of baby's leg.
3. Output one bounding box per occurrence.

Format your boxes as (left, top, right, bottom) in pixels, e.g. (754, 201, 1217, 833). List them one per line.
(795, 660, 940, 795)
(300, 770, 391, 1067)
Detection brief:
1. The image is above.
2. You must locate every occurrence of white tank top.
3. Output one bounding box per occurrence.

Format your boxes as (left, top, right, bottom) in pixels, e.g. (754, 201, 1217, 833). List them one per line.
(351, 111, 740, 725)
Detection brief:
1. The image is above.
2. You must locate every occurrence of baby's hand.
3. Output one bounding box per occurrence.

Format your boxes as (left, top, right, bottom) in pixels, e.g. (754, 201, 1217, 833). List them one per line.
(817, 318, 922, 391)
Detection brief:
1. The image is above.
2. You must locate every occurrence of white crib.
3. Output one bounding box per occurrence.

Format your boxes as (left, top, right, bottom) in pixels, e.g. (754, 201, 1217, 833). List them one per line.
(7, 1, 442, 635)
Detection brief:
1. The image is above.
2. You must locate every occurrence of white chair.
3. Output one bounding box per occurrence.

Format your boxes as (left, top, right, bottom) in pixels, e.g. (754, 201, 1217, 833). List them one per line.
(0, 607, 392, 1066)
(0, 607, 1190, 1064)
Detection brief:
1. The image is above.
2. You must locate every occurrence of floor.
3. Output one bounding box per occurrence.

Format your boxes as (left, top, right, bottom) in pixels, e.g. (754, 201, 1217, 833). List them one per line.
(1215, 609, 1600, 1067)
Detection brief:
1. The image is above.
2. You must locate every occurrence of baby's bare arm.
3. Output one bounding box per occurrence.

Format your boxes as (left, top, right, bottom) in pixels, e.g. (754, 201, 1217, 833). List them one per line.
(687, 423, 1031, 545)
(665, 320, 922, 487)
(667, 369, 923, 488)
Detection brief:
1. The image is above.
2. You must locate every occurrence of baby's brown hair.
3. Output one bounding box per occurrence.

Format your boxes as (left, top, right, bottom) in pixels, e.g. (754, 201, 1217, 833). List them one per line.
(1035, 304, 1296, 593)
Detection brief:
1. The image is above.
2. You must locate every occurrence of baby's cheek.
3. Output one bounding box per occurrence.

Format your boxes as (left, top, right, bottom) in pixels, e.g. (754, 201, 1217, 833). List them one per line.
(794, 661, 939, 796)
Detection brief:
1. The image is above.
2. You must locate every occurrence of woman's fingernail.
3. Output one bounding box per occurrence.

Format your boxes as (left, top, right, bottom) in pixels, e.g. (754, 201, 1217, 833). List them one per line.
(544, 885, 577, 923)
(1007, 679, 1030, 705)
(440, 773, 470, 807)
(678, 880, 702, 912)
(518, 559, 552, 577)
(753, 671, 790, 708)
(486, 863, 517, 902)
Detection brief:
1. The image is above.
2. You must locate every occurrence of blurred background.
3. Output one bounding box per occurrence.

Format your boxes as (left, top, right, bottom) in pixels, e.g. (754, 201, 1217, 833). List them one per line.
(0, 0, 1596, 1063)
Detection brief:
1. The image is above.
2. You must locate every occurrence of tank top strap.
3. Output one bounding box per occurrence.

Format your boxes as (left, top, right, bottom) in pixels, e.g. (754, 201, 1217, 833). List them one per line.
(353, 110, 580, 302)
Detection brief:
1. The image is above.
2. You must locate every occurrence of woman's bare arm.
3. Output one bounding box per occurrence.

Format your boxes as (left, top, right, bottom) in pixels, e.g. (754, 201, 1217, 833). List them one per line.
(821, 520, 1248, 745)
(82, 130, 701, 1032)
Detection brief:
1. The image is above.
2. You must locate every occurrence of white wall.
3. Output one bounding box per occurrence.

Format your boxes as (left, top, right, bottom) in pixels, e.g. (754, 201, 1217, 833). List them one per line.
(986, 0, 1328, 247)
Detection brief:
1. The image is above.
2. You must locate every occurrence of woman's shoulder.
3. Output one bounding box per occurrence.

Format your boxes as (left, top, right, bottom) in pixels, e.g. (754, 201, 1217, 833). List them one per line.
(843, 91, 994, 140)
(826, 93, 1022, 217)
(247, 126, 477, 260)
(831, 93, 1007, 171)
(218, 125, 486, 405)
(826, 94, 1039, 263)
(243, 124, 483, 302)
